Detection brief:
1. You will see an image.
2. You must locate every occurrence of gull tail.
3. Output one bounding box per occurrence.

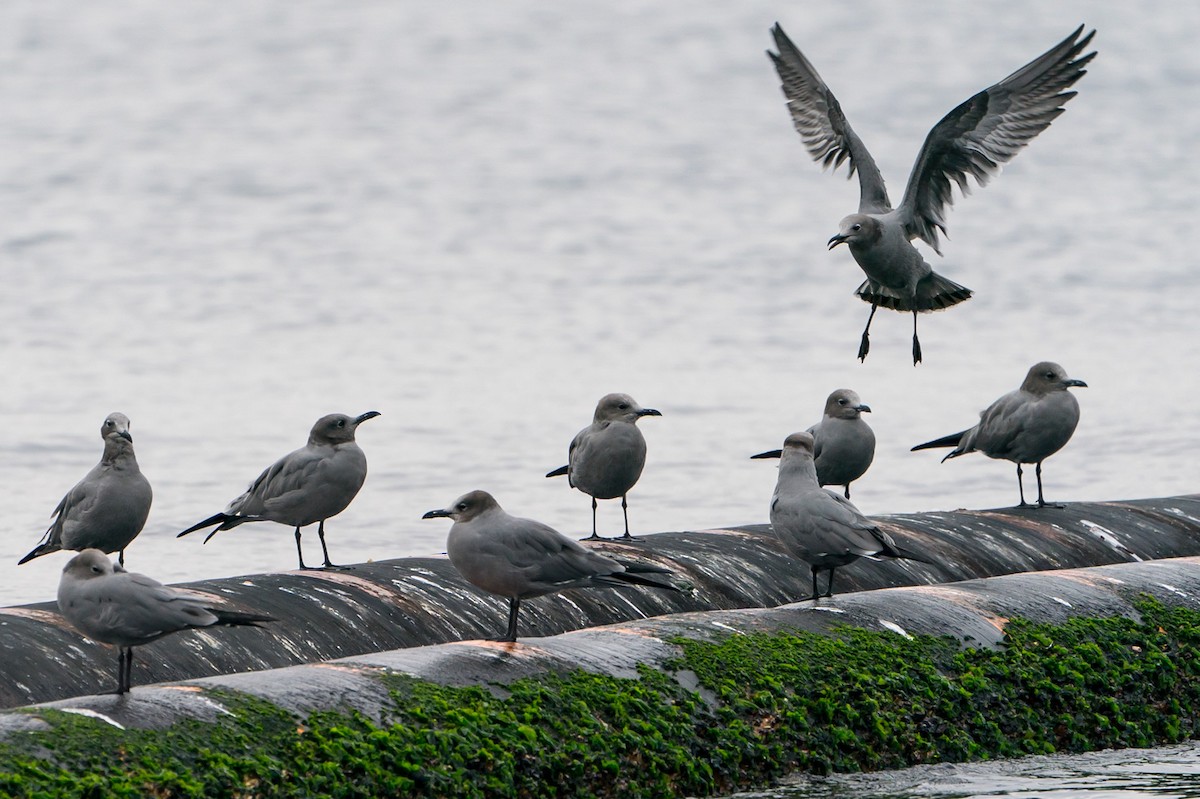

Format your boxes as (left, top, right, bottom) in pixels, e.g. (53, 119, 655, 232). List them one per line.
(885, 542, 938, 566)
(855, 272, 972, 312)
(178, 512, 250, 543)
(911, 431, 968, 463)
(602, 559, 679, 592)
(17, 538, 60, 565)
(545, 465, 569, 478)
(210, 608, 276, 628)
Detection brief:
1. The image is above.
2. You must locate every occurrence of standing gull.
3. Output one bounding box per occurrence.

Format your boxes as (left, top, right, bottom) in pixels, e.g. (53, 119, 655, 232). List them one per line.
(767, 23, 1096, 364)
(57, 549, 273, 694)
(422, 490, 675, 642)
(178, 411, 380, 570)
(751, 389, 875, 499)
(20, 413, 152, 567)
(546, 393, 661, 540)
(912, 361, 1086, 508)
(754, 432, 930, 599)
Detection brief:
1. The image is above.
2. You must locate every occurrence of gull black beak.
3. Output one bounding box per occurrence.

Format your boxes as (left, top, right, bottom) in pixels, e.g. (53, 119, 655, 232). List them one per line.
(1063, 379, 1088, 388)
(355, 411, 382, 425)
(422, 509, 452, 520)
(750, 448, 783, 460)
(118, 430, 133, 443)
(856, 404, 872, 413)
(638, 408, 663, 418)
(828, 234, 847, 250)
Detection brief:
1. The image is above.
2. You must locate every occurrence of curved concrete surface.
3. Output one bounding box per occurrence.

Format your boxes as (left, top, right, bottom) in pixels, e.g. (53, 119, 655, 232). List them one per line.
(1, 494, 1197, 708)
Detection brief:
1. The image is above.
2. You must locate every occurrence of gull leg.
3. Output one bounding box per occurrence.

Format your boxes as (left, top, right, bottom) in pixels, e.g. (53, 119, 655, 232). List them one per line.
(824, 567, 837, 598)
(1035, 461, 1064, 509)
(499, 597, 521, 642)
(844, 484, 851, 500)
(115, 646, 133, 695)
(810, 565, 820, 602)
(317, 520, 353, 570)
(858, 304, 878, 362)
(1016, 464, 1032, 508)
(295, 526, 314, 571)
(618, 495, 642, 542)
(911, 311, 922, 365)
(582, 497, 602, 541)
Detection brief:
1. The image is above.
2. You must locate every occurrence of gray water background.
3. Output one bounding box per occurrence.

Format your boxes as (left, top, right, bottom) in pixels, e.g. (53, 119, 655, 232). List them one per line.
(733, 740, 1200, 798)
(2, 0, 1197, 609)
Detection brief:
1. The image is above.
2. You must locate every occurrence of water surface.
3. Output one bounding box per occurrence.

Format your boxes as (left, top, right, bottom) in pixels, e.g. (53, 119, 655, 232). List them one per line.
(1, 1, 1197, 605)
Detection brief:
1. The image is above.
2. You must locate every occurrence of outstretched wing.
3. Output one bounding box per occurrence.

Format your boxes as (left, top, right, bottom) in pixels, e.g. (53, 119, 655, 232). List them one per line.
(767, 23, 891, 214)
(897, 26, 1096, 253)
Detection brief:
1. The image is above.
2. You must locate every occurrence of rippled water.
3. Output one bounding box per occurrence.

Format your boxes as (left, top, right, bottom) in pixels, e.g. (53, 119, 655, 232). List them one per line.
(733, 741, 1200, 798)
(2, 0, 1198, 608)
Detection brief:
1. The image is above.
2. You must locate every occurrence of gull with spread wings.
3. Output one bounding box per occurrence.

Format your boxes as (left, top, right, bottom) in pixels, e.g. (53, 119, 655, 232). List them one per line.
(767, 24, 1096, 364)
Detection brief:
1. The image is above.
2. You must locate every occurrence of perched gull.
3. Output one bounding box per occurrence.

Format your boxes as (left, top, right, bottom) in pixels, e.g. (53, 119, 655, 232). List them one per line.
(57, 549, 273, 694)
(752, 389, 875, 500)
(767, 23, 1096, 364)
(912, 361, 1086, 508)
(545, 393, 661, 540)
(20, 413, 152, 567)
(755, 432, 930, 599)
(423, 490, 675, 642)
(178, 411, 380, 570)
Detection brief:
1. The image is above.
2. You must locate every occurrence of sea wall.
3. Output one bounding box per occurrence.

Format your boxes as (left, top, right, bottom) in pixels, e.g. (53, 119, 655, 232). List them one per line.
(5, 556, 1200, 797)
(2, 494, 1198, 708)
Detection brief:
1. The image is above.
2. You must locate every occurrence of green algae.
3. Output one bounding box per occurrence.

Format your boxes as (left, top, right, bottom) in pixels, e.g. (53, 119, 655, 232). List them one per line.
(2, 598, 1199, 798)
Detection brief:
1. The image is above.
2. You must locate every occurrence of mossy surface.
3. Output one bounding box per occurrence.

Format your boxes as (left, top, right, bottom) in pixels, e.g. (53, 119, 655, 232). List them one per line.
(1, 599, 1199, 798)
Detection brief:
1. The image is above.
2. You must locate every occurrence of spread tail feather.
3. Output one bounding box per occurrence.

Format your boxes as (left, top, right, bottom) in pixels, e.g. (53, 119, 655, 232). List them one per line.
(856, 272, 972, 312)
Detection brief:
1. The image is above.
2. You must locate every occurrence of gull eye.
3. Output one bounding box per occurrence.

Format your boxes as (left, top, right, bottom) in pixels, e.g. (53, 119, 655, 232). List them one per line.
(456, 502, 468, 512)
(837, 398, 847, 405)
(337, 419, 346, 428)
(851, 224, 861, 231)
(618, 404, 629, 410)
(1045, 371, 1056, 380)
(91, 565, 103, 574)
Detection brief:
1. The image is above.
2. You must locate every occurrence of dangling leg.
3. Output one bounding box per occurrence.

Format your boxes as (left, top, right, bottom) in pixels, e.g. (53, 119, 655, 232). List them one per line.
(295, 526, 313, 570)
(911, 311, 922, 365)
(317, 520, 352, 570)
(1016, 464, 1031, 508)
(582, 496, 602, 541)
(858, 304, 878, 362)
(844, 484, 851, 500)
(118, 549, 125, 567)
(824, 567, 837, 598)
(618, 495, 642, 541)
(1035, 462, 1064, 508)
(501, 597, 521, 642)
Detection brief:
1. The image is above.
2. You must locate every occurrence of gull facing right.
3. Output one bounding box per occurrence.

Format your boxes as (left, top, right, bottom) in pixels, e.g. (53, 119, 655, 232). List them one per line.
(912, 361, 1087, 508)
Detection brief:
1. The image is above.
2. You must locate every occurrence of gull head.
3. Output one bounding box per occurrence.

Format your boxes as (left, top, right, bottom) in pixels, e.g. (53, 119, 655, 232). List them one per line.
(828, 214, 880, 250)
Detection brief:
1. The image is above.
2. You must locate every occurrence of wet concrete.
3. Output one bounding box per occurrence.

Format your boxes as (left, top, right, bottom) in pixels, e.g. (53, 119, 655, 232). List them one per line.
(1, 493, 1198, 709)
(6, 554, 1200, 734)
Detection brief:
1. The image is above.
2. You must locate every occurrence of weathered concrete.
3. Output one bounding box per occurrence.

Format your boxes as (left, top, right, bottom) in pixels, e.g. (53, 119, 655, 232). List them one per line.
(1, 494, 1198, 708)
(5, 554, 1200, 735)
